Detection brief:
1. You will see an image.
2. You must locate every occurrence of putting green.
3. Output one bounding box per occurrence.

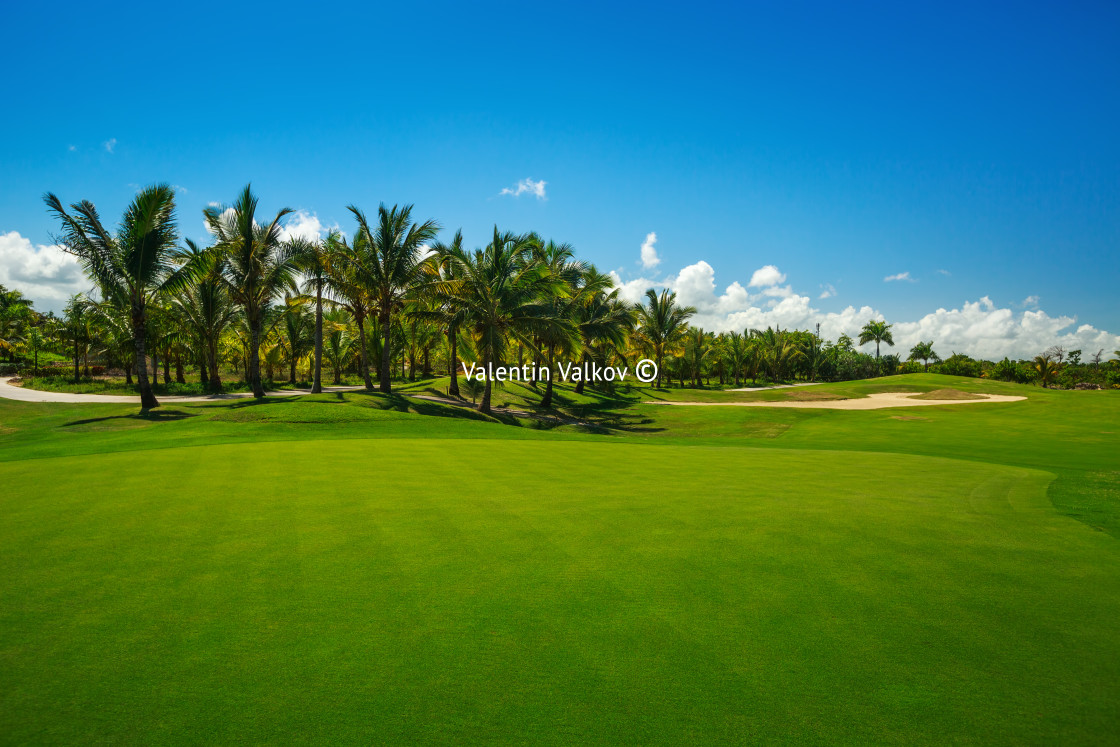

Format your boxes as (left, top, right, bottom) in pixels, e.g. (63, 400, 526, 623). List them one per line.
(3, 438, 1118, 743)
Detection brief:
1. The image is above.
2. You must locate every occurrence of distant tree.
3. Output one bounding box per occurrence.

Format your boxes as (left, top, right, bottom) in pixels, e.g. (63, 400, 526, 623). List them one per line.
(294, 229, 341, 394)
(908, 340, 939, 371)
(1043, 345, 1066, 364)
(636, 289, 695, 388)
(859, 320, 895, 362)
(725, 331, 747, 386)
(1033, 355, 1060, 388)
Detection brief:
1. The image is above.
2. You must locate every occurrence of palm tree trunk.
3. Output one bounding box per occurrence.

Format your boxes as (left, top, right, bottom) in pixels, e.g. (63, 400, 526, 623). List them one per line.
(125, 360, 133, 385)
(208, 339, 222, 392)
(480, 351, 493, 414)
(312, 283, 323, 394)
(289, 356, 297, 385)
(541, 345, 555, 409)
(200, 352, 209, 386)
(448, 326, 460, 397)
(132, 314, 159, 410)
(575, 353, 587, 395)
(379, 310, 393, 394)
(354, 313, 374, 391)
(656, 350, 663, 388)
(175, 356, 185, 384)
(249, 317, 264, 398)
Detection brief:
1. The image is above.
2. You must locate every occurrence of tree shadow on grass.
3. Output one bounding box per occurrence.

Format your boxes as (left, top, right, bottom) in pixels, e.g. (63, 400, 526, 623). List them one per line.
(62, 409, 198, 427)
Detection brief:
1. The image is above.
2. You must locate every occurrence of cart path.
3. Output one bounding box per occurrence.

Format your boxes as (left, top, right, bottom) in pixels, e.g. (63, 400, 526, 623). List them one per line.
(0, 377, 365, 404)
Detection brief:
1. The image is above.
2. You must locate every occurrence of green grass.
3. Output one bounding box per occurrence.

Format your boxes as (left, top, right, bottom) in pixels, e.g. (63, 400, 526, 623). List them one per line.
(1, 374, 1118, 743)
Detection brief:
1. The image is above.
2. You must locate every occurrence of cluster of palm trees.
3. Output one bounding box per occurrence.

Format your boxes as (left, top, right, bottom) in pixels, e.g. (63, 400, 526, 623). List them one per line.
(43, 184, 644, 412)
(37, 182, 969, 412)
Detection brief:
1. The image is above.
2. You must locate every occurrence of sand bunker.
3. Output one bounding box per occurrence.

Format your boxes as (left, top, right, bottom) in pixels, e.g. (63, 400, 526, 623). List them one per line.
(647, 391, 1026, 410)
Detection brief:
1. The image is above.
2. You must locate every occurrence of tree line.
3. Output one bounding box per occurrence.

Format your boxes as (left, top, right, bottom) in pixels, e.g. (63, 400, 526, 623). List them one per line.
(3, 184, 1117, 411)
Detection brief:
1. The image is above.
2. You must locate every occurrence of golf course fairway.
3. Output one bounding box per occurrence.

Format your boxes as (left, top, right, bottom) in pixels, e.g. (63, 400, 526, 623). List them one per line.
(2, 385, 1119, 745)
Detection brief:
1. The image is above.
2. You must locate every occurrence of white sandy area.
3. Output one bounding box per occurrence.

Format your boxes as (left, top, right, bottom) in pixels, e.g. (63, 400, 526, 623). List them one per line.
(647, 391, 1027, 410)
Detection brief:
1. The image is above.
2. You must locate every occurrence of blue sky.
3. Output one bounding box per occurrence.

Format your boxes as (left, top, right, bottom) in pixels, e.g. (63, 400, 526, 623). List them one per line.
(1, 1, 1117, 358)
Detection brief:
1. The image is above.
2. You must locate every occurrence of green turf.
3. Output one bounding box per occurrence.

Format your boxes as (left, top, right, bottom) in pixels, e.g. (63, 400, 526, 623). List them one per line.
(1, 374, 1118, 743)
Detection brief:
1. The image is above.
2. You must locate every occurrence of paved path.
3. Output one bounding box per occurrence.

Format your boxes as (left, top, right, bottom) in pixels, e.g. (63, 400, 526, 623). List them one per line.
(646, 391, 1026, 410)
(0, 377, 364, 404)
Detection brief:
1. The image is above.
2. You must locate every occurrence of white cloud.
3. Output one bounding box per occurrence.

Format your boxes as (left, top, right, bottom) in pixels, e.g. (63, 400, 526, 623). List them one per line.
(819, 283, 837, 299)
(608, 270, 660, 305)
(68, 145, 76, 152)
(609, 259, 1120, 360)
(0, 231, 89, 313)
(937, 269, 951, 277)
(500, 178, 547, 200)
(748, 264, 786, 288)
(1021, 295, 1039, 308)
(103, 138, 117, 153)
(279, 210, 329, 243)
(884, 271, 914, 282)
(640, 232, 660, 269)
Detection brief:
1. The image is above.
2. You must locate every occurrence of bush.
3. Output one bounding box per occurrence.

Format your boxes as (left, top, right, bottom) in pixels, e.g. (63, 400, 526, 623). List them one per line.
(0, 363, 17, 376)
(898, 360, 923, 375)
(828, 351, 878, 382)
(935, 354, 983, 378)
(988, 358, 1034, 384)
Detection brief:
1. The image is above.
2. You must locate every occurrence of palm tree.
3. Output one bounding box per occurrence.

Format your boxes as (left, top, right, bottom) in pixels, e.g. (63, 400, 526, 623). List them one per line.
(171, 239, 238, 391)
(346, 204, 440, 394)
(434, 228, 565, 414)
(859, 319, 895, 365)
(322, 237, 376, 390)
(685, 327, 713, 387)
(531, 239, 586, 409)
(424, 231, 471, 397)
(278, 294, 314, 384)
(44, 185, 197, 409)
(635, 289, 696, 389)
(725, 331, 748, 386)
(25, 327, 45, 373)
(757, 326, 804, 382)
(61, 295, 94, 382)
(293, 229, 341, 393)
(322, 309, 356, 384)
(571, 278, 634, 395)
(1033, 355, 1060, 388)
(908, 340, 938, 372)
(204, 185, 300, 398)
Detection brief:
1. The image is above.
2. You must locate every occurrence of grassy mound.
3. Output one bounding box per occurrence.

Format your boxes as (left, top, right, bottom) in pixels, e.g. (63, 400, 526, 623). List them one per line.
(910, 388, 988, 400)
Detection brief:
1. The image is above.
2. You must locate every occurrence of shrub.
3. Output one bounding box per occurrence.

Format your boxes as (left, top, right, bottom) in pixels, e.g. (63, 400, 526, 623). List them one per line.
(898, 360, 923, 375)
(935, 353, 983, 378)
(988, 357, 1034, 384)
